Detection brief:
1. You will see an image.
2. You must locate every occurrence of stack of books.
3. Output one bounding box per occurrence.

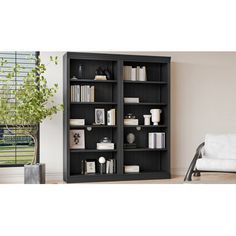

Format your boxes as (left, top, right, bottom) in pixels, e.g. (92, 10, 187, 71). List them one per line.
(123, 66, 147, 81)
(124, 165, 140, 173)
(97, 142, 115, 150)
(148, 132, 165, 149)
(70, 85, 95, 102)
(106, 159, 116, 174)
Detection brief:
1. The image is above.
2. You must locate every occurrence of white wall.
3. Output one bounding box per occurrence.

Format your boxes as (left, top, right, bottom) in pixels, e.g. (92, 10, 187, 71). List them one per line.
(2, 52, 236, 182)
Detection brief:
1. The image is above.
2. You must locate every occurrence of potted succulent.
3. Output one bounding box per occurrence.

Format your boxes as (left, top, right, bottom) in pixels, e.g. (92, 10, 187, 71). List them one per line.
(0, 55, 63, 184)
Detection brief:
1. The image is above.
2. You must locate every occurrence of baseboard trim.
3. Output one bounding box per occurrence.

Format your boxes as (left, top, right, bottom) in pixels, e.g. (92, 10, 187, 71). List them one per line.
(0, 168, 63, 184)
(0, 167, 187, 184)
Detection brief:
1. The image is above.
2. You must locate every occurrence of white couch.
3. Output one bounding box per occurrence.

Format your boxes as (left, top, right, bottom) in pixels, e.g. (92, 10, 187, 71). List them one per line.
(184, 134, 236, 181)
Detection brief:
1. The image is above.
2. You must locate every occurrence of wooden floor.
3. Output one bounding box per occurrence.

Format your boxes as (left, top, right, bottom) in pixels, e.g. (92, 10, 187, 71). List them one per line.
(50, 173, 236, 184)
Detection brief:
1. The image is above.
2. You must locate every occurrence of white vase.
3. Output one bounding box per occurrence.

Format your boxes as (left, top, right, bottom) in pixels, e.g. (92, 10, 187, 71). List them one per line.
(150, 109, 161, 125)
(143, 114, 151, 125)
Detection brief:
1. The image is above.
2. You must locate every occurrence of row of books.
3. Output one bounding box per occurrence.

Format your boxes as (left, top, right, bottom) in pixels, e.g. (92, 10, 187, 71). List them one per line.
(106, 159, 116, 174)
(81, 158, 116, 175)
(148, 132, 165, 149)
(71, 85, 95, 102)
(124, 66, 147, 81)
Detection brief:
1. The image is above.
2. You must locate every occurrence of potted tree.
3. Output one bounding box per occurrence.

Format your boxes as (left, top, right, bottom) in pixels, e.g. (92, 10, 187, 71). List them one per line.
(0, 55, 63, 184)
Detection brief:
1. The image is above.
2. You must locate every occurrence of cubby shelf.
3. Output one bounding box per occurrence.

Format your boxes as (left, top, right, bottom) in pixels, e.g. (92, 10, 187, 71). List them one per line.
(63, 52, 171, 183)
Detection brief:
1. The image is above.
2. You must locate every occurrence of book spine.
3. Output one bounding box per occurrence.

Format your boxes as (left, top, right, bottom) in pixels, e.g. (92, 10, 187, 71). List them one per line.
(109, 159, 113, 174)
(139, 66, 146, 81)
(87, 85, 90, 102)
(70, 86, 73, 102)
(131, 67, 136, 81)
(136, 66, 140, 81)
(90, 86, 95, 102)
(106, 160, 110, 174)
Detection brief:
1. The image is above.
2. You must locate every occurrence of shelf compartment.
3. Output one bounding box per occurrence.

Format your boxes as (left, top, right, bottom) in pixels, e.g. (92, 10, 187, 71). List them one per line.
(124, 151, 162, 173)
(68, 171, 170, 183)
(70, 59, 118, 81)
(123, 61, 168, 82)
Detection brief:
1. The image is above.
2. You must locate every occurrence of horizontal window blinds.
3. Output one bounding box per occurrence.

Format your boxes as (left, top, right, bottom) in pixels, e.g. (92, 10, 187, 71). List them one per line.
(0, 51, 37, 166)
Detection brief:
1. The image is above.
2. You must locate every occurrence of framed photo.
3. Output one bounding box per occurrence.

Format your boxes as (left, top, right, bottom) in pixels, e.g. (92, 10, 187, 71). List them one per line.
(70, 129, 85, 149)
(85, 160, 96, 174)
(95, 108, 105, 125)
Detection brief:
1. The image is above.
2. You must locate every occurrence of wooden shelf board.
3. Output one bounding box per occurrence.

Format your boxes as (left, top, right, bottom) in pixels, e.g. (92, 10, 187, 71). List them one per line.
(71, 79, 117, 83)
(70, 149, 117, 153)
(124, 102, 167, 106)
(70, 125, 117, 128)
(124, 125, 167, 128)
(124, 80, 167, 85)
(124, 148, 167, 152)
(71, 102, 117, 105)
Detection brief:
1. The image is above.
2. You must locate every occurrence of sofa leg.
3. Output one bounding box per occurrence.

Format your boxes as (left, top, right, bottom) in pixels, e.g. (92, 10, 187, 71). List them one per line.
(193, 171, 201, 177)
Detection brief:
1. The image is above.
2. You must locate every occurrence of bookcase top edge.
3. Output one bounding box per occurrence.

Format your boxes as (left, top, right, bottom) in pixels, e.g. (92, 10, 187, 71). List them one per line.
(64, 52, 171, 63)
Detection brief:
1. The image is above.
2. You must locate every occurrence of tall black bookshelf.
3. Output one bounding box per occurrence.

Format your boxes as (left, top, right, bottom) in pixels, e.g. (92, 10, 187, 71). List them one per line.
(63, 52, 171, 183)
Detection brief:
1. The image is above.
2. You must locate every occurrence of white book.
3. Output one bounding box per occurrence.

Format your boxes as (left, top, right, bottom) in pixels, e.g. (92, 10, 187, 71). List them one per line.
(124, 165, 140, 173)
(72, 85, 75, 102)
(109, 159, 113, 174)
(80, 86, 83, 102)
(139, 66, 146, 81)
(76, 85, 80, 102)
(81, 86, 85, 102)
(107, 109, 116, 125)
(106, 160, 110, 174)
(124, 66, 132, 80)
(131, 67, 136, 81)
(70, 86, 73, 102)
(86, 85, 90, 102)
(136, 66, 140, 81)
(90, 86, 95, 102)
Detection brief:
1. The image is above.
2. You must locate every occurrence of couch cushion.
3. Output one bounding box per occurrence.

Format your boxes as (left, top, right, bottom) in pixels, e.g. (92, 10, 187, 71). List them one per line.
(196, 158, 236, 172)
(204, 134, 236, 160)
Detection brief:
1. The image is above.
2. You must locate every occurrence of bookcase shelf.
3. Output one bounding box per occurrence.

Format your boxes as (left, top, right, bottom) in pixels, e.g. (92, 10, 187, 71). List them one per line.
(64, 52, 171, 183)
(124, 81, 167, 85)
(71, 79, 117, 83)
(70, 149, 117, 153)
(124, 148, 167, 152)
(124, 102, 167, 106)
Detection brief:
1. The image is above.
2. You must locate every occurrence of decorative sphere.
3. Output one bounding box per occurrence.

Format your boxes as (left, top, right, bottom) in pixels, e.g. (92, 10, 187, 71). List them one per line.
(99, 157, 106, 164)
(127, 133, 135, 144)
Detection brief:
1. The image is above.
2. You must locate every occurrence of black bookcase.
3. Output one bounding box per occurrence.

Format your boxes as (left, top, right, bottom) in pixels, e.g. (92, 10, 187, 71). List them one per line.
(63, 52, 171, 183)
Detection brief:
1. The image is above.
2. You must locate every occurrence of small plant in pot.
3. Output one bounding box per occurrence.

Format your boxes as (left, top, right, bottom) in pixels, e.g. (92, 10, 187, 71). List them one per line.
(0, 55, 63, 184)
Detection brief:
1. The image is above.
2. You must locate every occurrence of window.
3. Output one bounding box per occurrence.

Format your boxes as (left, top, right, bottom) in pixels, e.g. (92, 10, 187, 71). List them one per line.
(0, 51, 39, 166)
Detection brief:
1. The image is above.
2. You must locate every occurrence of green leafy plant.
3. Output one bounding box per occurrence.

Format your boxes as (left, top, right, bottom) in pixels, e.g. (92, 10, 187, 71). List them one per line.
(0, 55, 63, 164)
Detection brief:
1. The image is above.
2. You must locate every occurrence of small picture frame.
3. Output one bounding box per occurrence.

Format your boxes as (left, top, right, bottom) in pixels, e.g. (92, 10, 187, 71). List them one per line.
(85, 160, 96, 174)
(95, 108, 105, 125)
(70, 129, 85, 149)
